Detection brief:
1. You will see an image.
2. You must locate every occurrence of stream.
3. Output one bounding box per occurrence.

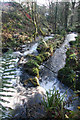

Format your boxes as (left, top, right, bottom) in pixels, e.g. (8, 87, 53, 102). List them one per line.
(0, 33, 80, 119)
(40, 33, 79, 110)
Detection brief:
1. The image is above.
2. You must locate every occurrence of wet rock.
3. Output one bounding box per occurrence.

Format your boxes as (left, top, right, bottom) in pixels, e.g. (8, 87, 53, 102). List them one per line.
(12, 105, 27, 120)
(27, 104, 46, 120)
(13, 51, 23, 57)
(26, 86, 46, 120)
(11, 86, 46, 120)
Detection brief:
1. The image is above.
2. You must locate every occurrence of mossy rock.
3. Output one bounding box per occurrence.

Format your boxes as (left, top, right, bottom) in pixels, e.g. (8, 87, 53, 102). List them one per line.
(26, 54, 43, 65)
(24, 77, 40, 87)
(32, 67, 39, 78)
(37, 52, 51, 62)
(43, 52, 51, 60)
(25, 54, 36, 59)
(24, 60, 39, 69)
(35, 55, 43, 65)
(65, 57, 78, 70)
(58, 67, 74, 87)
(47, 45, 53, 55)
(38, 54, 45, 61)
(37, 40, 49, 53)
(25, 67, 39, 77)
(58, 65, 80, 90)
(31, 77, 40, 86)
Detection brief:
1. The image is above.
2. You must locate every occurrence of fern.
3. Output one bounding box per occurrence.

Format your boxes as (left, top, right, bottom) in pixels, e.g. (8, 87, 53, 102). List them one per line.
(0, 50, 17, 120)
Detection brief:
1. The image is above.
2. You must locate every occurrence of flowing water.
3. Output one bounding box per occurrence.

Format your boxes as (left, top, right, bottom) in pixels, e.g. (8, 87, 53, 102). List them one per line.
(40, 33, 80, 110)
(40, 33, 77, 89)
(0, 33, 79, 119)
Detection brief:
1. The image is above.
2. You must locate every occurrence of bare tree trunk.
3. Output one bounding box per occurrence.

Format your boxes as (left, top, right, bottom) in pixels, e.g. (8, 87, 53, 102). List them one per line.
(77, 1, 80, 23)
(71, 0, 76, 26)
(32, 2, 34, 21)
(55, 1, 58, 33)
(32, 2, 37, 40)
(65, 2, 69, 30)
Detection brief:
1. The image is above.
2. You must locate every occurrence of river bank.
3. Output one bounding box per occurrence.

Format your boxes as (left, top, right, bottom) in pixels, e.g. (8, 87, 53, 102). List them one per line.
(58, 34, 80, 91)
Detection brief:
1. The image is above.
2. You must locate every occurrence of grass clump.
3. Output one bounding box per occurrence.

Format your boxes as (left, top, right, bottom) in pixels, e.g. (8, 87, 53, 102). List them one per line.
(43, 87, 66, 120)
(43, 88, 80, 120)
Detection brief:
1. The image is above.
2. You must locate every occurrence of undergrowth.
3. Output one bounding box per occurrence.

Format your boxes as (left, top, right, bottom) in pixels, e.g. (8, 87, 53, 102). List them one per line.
(43, 87, 80, 120)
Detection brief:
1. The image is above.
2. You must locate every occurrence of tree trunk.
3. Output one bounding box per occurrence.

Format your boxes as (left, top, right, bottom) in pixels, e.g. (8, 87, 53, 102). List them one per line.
(78, 1, 80, 23)
(55, 1, 58, 33)
(65, 2, 69, 30)
(71, 1, 76, 26)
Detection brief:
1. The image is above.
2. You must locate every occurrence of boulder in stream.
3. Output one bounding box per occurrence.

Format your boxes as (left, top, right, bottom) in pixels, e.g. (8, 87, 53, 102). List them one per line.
(11, 86, 46, 120)
(37, 40, 49, 53)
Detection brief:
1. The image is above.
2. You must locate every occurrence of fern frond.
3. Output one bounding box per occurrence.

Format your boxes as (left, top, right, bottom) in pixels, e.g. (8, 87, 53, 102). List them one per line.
(0, 51, 17, 119)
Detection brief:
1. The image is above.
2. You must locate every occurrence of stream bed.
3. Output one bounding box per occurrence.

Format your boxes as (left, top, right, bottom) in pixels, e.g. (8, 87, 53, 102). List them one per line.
(0, 33, 80, 119)
(40, 33, 80, 110)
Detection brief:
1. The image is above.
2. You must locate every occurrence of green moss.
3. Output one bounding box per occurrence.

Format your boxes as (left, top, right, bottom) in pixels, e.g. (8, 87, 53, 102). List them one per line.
(24, 77, 40, 86)
(43, 52, 51, 60)
(58, 35, 80, 90)
(25, 60, 39, 69)
(24, 59, 40, 77)
(32, 67, 39, 77)
(24, 34, 65, 79)
(31, 77, 40, 86)
(37, 40, 49, 53)
(37, 52, 51, 62)
(26, 54, 43, 65)
(35, 56, 43, 65)
(39, 54, 45, 61)
(58, 68, 73, 86)
(25, 67, 39, 77)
